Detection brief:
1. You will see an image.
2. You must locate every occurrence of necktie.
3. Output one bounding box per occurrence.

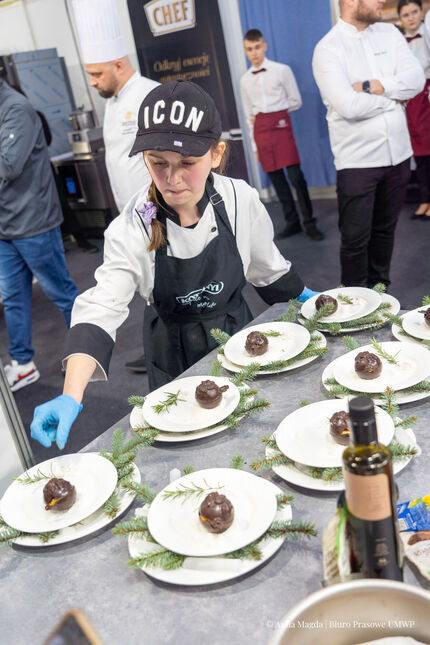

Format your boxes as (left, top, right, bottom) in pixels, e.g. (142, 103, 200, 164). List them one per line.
(252, 68, 266, 75)
(406, 33, 422, 43)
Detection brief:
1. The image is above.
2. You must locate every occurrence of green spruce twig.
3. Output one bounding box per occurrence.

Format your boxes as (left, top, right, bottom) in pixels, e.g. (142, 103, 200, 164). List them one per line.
(112, 516, 151, 537)
(264, 520, 318, 541)
(422, 295, 430, 306)
(210, 328, 231, 347)
(209, 359, 223, 377)
(229, 455, 245, 469)
(277, 493, 294, 509)
(181, 465, 195, 476)
(102, 491, 121, 518)
(343, 335, 360, 352)
(261, 330, 281, 337)
(14, 467, 56, 485)
(120, 482, 157, 504)
(162, 479, 224, 502)
(274, 301, 298, 323)
(224, 541, 262, 561)
(128, 395, 146, 408)
(337, 294, 354, 304)
(128, 550, 186, 570)
(152, 390, 185, 414)
(370, 338, 399, 365)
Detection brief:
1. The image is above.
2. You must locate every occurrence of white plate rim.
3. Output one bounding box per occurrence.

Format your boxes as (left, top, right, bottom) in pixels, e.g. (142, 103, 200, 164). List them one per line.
(400, 307, 430, 341)
(0, 453, 118, 533)
(274, 400, 395, 468)
(127, 481, 292, 586)
(218, 333, 327, 375)
(141, 376, 240, 433)
(147, 468, 278, 557)
(391, 322, 430, 348)
(300, 287, 382, 323)
(12, 463, 141, 547)
(223, 322, 310, 367)
(322, 356, 430, 405)
(268, 427, 418, 492)
(130, 406, 232, 443)
(332, 341, 430, 394)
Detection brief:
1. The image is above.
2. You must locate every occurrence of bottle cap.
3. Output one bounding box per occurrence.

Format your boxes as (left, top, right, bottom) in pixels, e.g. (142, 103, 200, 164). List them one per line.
(348, 395, 377, 444)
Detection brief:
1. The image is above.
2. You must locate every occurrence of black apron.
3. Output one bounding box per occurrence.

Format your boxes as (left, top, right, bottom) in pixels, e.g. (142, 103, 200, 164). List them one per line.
(142, 180, 252, 390)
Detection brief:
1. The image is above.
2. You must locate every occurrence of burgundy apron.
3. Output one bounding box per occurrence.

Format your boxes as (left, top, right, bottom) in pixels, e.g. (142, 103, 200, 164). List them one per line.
(254, 109, 300, 172)
(406, 78, 430, 157)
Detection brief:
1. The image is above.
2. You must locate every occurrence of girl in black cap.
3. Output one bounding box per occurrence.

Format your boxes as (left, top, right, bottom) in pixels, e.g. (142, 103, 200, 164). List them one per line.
(30, 80, 316, 449)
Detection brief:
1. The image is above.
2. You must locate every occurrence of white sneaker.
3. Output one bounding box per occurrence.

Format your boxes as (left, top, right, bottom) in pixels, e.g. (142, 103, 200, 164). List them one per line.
(4, 359, 40, 392)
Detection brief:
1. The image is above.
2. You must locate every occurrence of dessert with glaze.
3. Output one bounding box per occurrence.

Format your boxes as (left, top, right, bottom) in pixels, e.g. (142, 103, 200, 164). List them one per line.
(43, 478, 76, 511)
(195, 380, 229, 409)
(245, 330, 268, 356)
(329, 410, 351, 446)
(419, 308, 430, 327)
(199, 492, 234, 533)
(354, 351, 382, 380)
(315, 294, 338, 315)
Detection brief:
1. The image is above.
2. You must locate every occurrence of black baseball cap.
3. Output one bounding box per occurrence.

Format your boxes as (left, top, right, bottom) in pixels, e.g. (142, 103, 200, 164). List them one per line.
(129, 79, 222, 158)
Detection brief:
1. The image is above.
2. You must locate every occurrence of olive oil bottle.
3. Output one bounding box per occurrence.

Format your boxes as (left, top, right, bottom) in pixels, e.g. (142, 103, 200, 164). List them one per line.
(342, 395, 403, 581)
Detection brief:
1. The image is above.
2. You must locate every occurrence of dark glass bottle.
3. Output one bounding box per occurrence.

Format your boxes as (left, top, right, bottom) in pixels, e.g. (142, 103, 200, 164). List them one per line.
(342, 395, 403, 581)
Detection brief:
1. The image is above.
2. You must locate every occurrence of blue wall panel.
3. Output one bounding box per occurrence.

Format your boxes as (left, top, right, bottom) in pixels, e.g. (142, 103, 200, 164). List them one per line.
(238, 0, 336, 186)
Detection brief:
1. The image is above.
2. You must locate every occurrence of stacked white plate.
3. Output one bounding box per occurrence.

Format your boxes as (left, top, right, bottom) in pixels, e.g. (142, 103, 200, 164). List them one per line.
(218, 322, 326, 374)
(300, 288, 400, 332)
(391, 306, 430, 348)
(128, 468, 291, 585)
(266, 400, 417, 492)
(0, 452, 140, 547)
(130, 375, 241, 443)
(322, 341, 430, 405)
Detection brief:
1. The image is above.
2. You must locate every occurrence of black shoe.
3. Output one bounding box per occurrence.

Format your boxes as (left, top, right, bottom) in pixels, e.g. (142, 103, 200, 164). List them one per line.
(305, 223, 325, 241)
(77, 239, 99, 253)
(125, 355, 147, 373)
(276, 221, 302, 240)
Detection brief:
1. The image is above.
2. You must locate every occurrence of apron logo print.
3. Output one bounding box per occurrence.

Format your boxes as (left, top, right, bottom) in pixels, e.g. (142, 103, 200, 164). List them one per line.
(277, 119, 287, 128)
(176, 281, 224, 306)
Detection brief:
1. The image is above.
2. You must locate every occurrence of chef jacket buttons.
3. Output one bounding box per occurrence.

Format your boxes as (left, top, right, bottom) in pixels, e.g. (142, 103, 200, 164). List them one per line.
(211, 226, 217, 233)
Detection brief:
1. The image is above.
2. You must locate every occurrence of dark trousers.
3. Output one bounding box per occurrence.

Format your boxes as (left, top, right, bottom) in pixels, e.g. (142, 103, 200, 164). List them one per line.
(267, 164, 314, 227)
(337, 159, 410, 287)
(414, 155, 430, 203)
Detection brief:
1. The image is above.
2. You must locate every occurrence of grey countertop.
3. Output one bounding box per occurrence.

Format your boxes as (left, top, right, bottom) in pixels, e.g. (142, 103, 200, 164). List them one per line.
(2, 304, 429, 645)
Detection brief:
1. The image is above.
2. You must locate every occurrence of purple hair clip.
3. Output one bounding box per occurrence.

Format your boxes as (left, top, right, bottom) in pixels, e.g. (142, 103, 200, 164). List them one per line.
(136, 200, 157, 226)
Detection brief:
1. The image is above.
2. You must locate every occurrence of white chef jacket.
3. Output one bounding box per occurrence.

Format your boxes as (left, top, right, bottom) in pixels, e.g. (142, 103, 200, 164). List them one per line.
(312, 19, 425, 170)
(103, 72, 159, 211)
(68, 173, 299, 380)
(240, 57, 302, 150)
(424, 10, 430, 56)
(405, 24, 430, 79)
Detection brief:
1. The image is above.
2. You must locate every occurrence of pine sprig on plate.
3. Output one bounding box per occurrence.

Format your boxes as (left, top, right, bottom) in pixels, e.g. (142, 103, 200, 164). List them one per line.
(277, 493, 295, 509)
(209, 359, 223, 377)
(343, 335, 360, 352)
(120, 482, 157, 504)
(103, 491, 121, 518)
(128, 550, 187, 571)
(112, 516, 151, 537)
(274, 301, 298, 323)
(261, 330, 281, 337)
(264, 520, 318, 541)
(211, 328, 231, 346)
(128, 395, 146, 408)
(181, 465, 195, 476)
(423, 295, 430, 306)
(13, 467, 56, 485)
(162, 479, 224, 502)
(249, 452, 293, 472)
(224, 541, 263, 561)
(337, 294, 354, 304)
(370, 338, 399, 365)
(151, 390, 185, 414)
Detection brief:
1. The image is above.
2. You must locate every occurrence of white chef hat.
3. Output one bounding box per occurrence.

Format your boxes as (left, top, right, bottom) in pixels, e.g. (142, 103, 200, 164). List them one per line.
(71, 0, 128, 64)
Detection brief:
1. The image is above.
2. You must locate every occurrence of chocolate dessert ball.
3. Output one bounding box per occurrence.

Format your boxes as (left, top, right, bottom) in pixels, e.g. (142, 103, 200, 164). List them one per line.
(245, 331, 268, 356)
(329, 411, 351, 446)
(199, 492, 234, 533)
(195, 380, 229, 409)
(315, 294, 338, 314)
(354, 351, 382, 380)
(420, 308, 430, 327)
(43, 478, 76, 511)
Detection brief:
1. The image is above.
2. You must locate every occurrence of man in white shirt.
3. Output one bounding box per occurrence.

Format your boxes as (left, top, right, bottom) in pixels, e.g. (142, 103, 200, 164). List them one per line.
(72, 0, 159, 372)
(313, 0, 424, 287)
(240, 29, 324, 241)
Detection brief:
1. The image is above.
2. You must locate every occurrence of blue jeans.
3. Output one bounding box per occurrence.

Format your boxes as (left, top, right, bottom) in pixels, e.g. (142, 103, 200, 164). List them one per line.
(0, 226, 79, 364)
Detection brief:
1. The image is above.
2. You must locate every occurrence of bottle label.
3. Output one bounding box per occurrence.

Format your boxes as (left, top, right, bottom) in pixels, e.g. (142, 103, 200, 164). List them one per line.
(344, 471, 392, 521)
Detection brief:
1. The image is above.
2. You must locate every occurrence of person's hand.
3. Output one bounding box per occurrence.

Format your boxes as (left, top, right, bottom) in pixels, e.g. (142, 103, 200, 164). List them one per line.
(296, 286, 319, 303)
(30, 394, 83, 450)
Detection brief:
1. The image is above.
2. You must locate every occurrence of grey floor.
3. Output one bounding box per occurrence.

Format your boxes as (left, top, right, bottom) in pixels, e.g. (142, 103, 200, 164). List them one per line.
(1, 198, 429, 462)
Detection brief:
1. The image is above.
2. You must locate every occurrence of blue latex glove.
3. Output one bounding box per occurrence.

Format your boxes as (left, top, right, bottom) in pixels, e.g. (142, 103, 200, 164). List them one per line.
(30, 394, 83, 450)
(296, 287, 320, 303)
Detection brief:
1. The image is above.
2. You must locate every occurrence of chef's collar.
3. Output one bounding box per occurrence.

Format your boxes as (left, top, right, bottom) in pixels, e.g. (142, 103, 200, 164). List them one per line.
(338, 17, 377, 35)
(114, 71, 139, 100)
(155, 185, 210, 228)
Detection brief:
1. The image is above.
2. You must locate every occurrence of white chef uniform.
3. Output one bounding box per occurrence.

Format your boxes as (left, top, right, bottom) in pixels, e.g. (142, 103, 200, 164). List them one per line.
(103, 72, 159, 211)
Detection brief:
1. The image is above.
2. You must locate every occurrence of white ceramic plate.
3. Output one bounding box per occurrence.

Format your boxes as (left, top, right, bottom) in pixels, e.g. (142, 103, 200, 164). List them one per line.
(218, 333, 327, 375)
(391, 322, 430, 348)
(301, 287, 381, 323)
(333, 342, 430, 394)
(322, 356, 430, 405)
(275, 400, 395, 468)
(269, 427, 418, 492)
(0, 453, 118, 533)
(130, 406, 232, 443)
(223, 322, 310, 368)
(142, 376, 240, 433)
(147, 468, 278, 557)
(128, 481, 291, 586)
(12, 464, 141, 547)
(401, 307, 430, 341)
